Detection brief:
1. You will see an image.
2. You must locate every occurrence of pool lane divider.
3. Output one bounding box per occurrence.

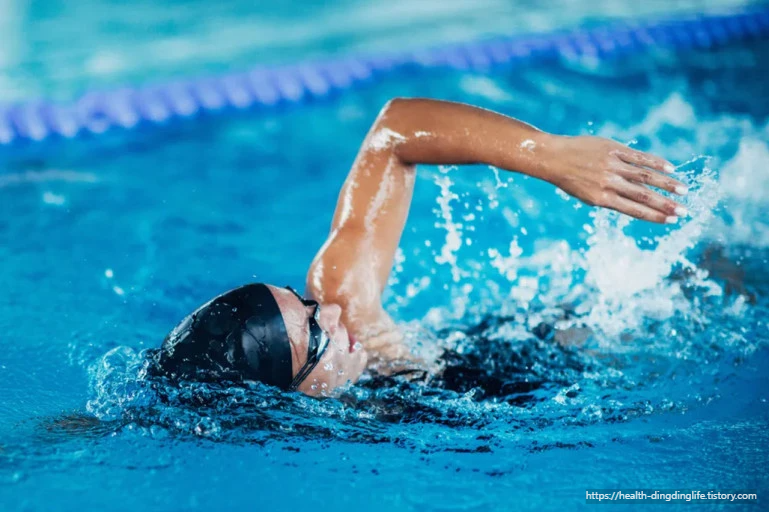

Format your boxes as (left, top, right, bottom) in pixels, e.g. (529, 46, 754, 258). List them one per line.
(1, 7, 768, 147)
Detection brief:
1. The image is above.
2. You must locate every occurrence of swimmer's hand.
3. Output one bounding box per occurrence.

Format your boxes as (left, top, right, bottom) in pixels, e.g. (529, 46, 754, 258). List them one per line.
(538, 135, 687, 224)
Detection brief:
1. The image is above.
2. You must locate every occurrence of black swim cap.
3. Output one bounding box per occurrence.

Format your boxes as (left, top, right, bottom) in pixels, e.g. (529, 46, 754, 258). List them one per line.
(150, 283, 293, 389)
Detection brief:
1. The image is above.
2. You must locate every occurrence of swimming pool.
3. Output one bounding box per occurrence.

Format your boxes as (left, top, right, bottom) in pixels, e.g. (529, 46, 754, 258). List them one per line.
(1, 2, 768, 511)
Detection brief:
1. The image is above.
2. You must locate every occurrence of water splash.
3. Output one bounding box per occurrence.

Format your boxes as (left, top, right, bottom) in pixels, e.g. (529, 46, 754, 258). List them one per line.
(408, 92, 763, 345)
(433, 168, 465, 283)
(79, 89, 768, 450)
(578, 160, 721, 337)
(711, 136, 769, 247)
(86, 346, 154, 421)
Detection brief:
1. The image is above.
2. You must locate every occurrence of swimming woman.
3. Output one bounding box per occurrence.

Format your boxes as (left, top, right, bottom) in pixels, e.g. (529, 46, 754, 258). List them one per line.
(150, 98, 688, 396)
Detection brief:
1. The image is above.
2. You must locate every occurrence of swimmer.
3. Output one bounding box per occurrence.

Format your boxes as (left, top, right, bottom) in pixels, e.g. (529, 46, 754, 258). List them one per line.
(149, 98, 688, 396)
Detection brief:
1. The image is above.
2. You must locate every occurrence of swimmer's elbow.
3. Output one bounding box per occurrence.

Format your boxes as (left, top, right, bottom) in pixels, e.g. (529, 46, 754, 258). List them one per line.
(373, 98, 430, 163)
(376, 97, 418, 127)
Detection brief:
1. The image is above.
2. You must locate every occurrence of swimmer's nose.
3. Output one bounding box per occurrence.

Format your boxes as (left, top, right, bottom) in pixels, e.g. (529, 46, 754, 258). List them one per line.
(318, 303, 343, 333)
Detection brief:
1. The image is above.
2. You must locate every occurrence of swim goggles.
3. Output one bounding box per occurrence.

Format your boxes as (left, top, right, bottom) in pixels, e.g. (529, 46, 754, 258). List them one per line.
(285, 286, 331, 391)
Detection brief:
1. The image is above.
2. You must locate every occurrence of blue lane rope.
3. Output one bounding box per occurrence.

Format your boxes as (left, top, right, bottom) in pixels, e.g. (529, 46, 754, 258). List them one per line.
(1, 7, 768, 147)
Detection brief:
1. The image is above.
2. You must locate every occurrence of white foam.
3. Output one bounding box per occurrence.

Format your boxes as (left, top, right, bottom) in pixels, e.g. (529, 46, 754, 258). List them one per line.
(711, 137, 769, 246)
(637, 92, 696, 132)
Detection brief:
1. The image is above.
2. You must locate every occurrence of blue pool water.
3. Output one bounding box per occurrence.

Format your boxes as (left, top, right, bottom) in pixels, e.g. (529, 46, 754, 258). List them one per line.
(2, 3, 769, 512)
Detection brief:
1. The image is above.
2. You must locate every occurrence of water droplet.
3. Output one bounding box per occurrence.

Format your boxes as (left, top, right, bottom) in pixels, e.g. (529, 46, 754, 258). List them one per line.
(323, 362, 333, 371)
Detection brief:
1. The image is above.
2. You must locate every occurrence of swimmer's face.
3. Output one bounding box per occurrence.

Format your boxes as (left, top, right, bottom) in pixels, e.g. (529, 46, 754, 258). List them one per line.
(268, 285, 368, 396)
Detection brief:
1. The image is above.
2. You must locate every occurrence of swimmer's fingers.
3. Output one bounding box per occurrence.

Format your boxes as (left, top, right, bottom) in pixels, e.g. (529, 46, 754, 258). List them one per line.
(610, 178, 686, 219)
(617, 147, 675, 174)
(615, 162, 688, 196)
(605, 195, 675, 224)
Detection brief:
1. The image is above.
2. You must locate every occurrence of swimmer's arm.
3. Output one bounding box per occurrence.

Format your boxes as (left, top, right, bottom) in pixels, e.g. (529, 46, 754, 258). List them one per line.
(307, 98, 686, 356)
(373, 98, 688, 221)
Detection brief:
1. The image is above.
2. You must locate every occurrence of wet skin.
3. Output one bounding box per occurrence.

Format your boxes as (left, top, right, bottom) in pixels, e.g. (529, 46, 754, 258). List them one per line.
(263, 98, 688, 396)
